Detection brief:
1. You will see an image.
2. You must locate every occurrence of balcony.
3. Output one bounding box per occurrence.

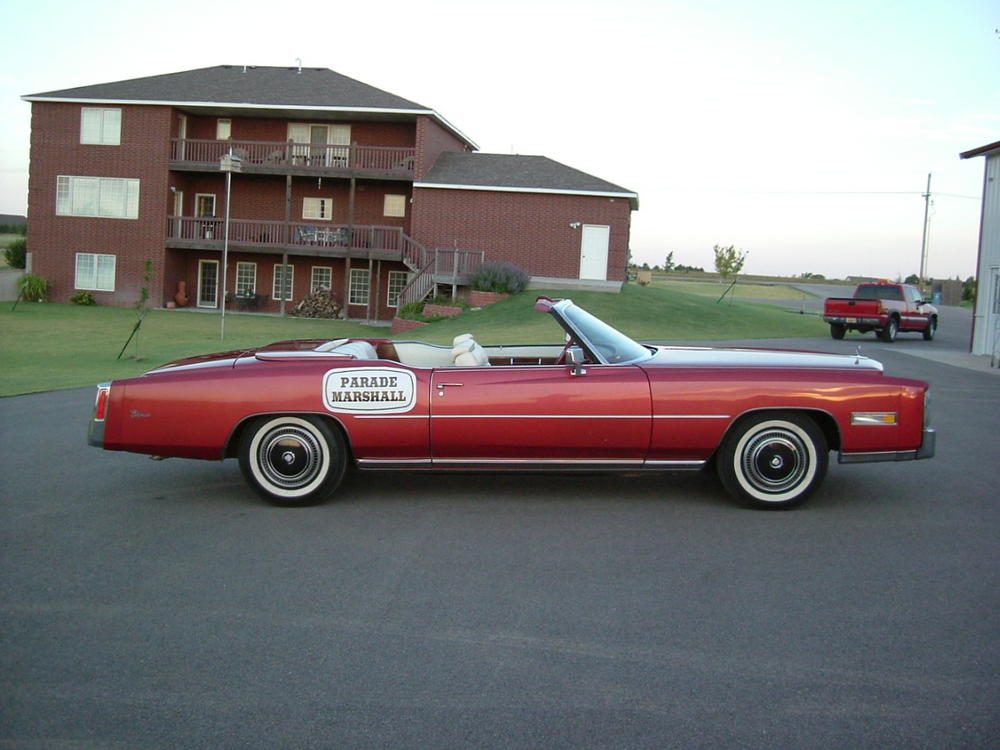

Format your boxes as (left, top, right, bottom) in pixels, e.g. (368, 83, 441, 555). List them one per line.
(167, 217, 425, 268)
(170, 138, 416, 179)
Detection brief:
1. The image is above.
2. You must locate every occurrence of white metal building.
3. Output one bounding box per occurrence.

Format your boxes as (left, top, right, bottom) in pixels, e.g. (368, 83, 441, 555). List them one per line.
(961, 140, 1000, 359)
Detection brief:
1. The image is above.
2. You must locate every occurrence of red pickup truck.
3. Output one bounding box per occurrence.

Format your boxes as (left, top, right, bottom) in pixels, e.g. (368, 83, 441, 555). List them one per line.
(823, 282, 938, 342)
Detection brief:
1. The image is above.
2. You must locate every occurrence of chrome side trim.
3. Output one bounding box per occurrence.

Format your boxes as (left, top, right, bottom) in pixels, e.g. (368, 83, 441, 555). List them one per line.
(357, 458, 433, 468)
(356, 458, 707, 471)
(354, 414, 428, 420)
(432, 458, 645, 466)
(654, 414, 730, 420)
(643, 460, 707, 469)
(838, 450, 917, 464)
(430, 414, 648, 420)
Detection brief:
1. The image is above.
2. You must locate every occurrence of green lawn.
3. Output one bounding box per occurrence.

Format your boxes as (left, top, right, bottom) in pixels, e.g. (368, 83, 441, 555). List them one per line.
(0, 284, 827, 396)
(651, 278, 817, 300)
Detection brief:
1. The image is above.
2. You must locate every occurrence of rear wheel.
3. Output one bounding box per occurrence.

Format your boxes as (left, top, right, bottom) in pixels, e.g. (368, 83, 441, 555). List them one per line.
(717, 412, 828, 509)
(239, 415, 347, 506)
(922, 316, 937, 341)
(829, 323, 846, 340)
(879, 317, 898, 342)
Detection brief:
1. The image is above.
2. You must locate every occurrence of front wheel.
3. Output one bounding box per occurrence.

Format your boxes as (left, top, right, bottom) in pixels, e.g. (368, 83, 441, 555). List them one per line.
(239, 415, 347, 506)
(922, 317, 937, 341)
(717, 412, 828, 509)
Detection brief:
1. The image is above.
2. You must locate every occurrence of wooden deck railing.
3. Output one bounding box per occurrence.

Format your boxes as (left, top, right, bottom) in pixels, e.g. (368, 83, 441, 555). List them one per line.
(170, 138, 416, 175)
(166, 217, 411, 253)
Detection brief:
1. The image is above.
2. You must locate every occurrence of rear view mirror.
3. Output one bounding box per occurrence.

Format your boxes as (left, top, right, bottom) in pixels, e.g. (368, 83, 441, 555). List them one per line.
(566, 346, 587, 376)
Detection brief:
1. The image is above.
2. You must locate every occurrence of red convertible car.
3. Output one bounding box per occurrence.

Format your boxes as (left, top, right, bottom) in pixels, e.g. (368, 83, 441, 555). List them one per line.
(89, 297, 935, 509)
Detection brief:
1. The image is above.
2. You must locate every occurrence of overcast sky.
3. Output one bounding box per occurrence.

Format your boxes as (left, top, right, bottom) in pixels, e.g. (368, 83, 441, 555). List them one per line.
(2, 0, 997, 280)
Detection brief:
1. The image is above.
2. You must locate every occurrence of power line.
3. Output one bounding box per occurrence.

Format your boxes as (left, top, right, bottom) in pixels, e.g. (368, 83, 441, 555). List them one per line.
(669, 188, 980, 198)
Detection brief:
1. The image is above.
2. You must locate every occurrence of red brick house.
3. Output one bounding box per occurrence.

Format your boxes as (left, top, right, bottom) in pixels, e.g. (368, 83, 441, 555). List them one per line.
(22, 65, 638, 320)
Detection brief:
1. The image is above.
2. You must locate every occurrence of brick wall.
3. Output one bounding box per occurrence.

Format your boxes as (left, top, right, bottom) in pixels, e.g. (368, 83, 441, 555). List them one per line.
(411, 187, 632, 281)
(183, 115, 415, 147)
(415, 116, 469, 179)
(27, 102, 173, 305)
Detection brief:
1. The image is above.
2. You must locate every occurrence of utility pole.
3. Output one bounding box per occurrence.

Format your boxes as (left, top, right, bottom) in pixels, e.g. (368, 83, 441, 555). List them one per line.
(919, 173, 931, 286)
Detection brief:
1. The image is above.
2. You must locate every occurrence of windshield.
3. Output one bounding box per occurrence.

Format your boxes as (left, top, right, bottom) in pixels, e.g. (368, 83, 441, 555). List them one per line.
(560, 302, 652, 364)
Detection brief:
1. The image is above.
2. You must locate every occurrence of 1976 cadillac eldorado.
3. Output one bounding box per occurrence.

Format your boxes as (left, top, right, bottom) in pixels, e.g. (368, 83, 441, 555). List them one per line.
(88, 297, 935, 509)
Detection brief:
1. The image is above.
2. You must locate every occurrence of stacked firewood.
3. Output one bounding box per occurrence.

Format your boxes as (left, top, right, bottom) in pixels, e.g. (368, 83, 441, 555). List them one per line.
(290, 288, 343, 318)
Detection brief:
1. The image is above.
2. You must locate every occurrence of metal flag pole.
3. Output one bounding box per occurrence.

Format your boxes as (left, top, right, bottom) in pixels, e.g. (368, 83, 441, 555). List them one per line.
(219, 147, 242, 340)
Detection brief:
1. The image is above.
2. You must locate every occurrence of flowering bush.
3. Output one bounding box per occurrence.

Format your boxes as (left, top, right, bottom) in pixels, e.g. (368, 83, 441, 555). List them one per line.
(471, 262, 529, 294)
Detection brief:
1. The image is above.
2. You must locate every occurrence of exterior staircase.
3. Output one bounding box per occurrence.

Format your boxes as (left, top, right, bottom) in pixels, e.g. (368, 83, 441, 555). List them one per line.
(398, 233, 484, 308)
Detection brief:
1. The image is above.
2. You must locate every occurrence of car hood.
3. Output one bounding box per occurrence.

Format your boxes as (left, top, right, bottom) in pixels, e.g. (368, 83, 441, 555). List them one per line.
(644, 345, 883, 372)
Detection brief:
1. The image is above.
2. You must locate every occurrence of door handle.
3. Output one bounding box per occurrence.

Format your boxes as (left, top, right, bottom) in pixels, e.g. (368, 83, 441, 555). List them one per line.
(436, 382, 463, 396)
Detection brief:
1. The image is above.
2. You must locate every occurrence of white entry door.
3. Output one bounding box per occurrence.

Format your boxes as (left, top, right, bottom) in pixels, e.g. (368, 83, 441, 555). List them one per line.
(579, 224, 610, 280)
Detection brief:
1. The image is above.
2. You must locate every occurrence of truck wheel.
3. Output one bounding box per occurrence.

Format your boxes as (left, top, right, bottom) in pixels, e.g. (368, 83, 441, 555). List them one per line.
(879, 317, 898, 342)
(239, 415, 347, 507)
(922, 317, 937, 341)
(830, 323, 846, 340)
(717, 412, 828, 509)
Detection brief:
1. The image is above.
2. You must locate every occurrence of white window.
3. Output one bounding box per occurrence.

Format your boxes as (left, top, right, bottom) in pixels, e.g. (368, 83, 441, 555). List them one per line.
(57, 176, 139, 219)
(81, 108, 121, 145)
(383, 194, 407, 218)
(236, 262, 257, 296)
(216, 119, 232, 140)
(75, 253, 116, 291)
(387, 270, 409, 307)
(311, 266, 332, 292)
(303, 197, 334, 221)
(349, 268, 370, 305)
(273, 264, 294, 301)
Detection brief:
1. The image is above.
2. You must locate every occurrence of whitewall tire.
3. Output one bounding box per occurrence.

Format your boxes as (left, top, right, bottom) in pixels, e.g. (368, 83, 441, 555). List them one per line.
(239, 416, 346, 507)
(717, 413, 828, 509)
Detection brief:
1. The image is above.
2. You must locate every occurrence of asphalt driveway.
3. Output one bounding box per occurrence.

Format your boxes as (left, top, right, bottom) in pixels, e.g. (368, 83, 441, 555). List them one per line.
(1, 324, 997, 749)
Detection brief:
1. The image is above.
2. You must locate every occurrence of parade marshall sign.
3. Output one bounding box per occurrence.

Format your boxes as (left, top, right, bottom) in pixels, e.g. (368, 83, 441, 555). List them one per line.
(323, 367, 417, 414)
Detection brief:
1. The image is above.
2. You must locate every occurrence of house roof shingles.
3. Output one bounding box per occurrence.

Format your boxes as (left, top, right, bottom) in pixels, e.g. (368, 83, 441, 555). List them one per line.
(418, 152, 638, 209)
(25, 65, 429, 111)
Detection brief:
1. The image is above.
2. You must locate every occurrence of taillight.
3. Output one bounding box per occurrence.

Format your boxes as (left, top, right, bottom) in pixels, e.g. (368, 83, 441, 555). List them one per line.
(94, 384, 111, 421)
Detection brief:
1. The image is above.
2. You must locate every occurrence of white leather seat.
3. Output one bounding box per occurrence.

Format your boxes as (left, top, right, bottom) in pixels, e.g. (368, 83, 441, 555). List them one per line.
(453, 340, 489, 366)
(332, 341, 378, 360)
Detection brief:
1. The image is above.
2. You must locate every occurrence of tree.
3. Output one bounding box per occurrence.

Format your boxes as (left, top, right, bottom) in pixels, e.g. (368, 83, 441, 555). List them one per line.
(963, 276, 976, 304)
(4, 237, 26, 269)
(713, 245, 748, 279)
(663, 251, 675, 272)
(904, 273, 920, 285)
